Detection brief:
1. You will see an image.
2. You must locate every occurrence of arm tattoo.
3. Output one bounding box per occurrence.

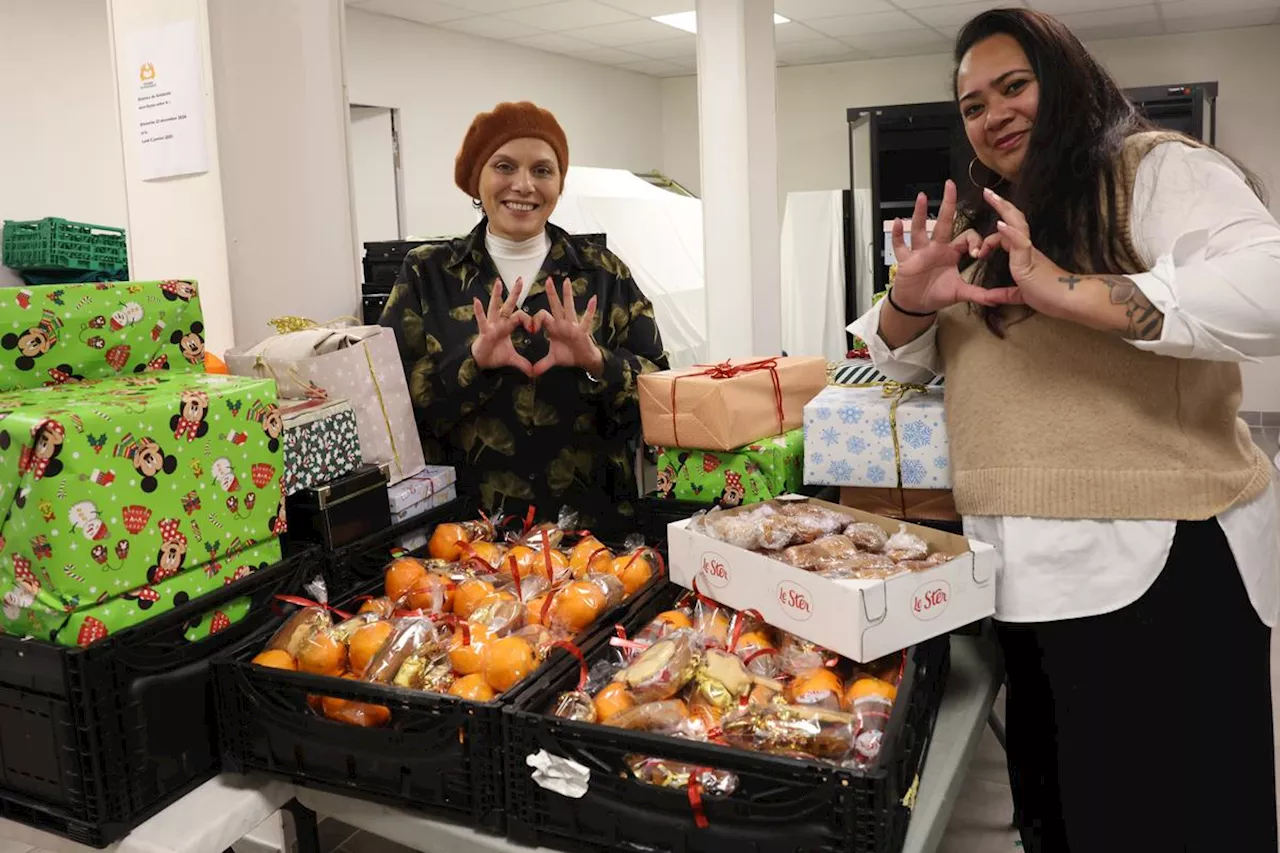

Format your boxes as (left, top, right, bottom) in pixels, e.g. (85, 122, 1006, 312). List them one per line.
(1057, 274, 1165, 341)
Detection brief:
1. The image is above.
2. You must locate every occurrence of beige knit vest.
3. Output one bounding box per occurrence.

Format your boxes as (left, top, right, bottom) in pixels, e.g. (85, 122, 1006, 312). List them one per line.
(937, 130, 1273, 520)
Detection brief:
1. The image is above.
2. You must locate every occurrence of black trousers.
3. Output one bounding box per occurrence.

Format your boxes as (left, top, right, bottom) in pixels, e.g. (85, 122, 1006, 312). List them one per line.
(996, 519, 1278, 853)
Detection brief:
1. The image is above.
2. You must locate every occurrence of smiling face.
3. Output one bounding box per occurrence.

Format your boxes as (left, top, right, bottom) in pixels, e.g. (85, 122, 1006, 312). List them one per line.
(478, 138, 562, 241)
(956, 33, 1039, 182)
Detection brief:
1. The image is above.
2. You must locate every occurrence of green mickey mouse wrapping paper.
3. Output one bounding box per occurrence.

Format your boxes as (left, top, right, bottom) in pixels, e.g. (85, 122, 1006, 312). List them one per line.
(0, 372, 285, 646)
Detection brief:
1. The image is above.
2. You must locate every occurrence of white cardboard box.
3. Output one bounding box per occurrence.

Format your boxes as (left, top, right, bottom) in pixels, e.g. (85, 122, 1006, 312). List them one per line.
(667, 499, 996, 662)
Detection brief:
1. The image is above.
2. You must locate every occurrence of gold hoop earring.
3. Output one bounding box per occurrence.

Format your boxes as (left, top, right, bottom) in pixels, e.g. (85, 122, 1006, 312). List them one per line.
(968, 157, 1006, 190)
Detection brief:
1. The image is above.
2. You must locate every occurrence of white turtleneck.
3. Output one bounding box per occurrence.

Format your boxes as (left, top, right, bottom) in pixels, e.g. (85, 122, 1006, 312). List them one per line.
(485, 228, 551, 308)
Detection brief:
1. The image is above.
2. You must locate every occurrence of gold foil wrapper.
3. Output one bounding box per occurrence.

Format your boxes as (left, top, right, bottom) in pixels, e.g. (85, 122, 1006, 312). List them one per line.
(625, 755, 739, 797)
(551, 691, 597, 723)
(720, 704, 857, 761)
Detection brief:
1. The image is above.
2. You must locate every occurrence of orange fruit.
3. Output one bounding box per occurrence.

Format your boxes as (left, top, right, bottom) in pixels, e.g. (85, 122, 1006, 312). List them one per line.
(348, 621, 394, 677)
(204, 352, 229, 374)
(592, 683, 636, 721)
(449, 626, 493, 675)
(482, 636, 537, 693)
(570, 538, 613, 578)
(550, 581, 606, 633)
(525, 595, 549, 626)
(321, 674, 390, 727)
(469, 540, 505, 569)
(358, 597, 395, 618)
(611, 552, 654, 595)
(695, 610, 731, 646)
(504, 545, 540, 576)
(844, 677, 898, 710)
(296, 631, 347, 677)
(429, 522, 470, 562)
(252, 649, 297, 671)
(736, 630, 774, 655)
(450, 673, 496, 702)
(787, 668, 844, 706)
(406, 573, 453, 613)
(453, 578, 495, 619)
(655, 610, 692, 631)
(385, 558, 427, 603)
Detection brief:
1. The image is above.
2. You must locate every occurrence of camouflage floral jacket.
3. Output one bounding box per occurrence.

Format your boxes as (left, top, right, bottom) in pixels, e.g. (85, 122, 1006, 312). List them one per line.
(379, 220, 668, 535)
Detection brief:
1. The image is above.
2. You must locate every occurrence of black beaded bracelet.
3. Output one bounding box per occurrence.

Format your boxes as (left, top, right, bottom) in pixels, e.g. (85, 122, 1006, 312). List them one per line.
(887, 288, 937, 318)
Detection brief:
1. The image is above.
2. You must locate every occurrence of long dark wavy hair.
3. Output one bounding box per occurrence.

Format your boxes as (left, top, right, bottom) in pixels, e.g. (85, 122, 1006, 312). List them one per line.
(953, 8, 1263, 335)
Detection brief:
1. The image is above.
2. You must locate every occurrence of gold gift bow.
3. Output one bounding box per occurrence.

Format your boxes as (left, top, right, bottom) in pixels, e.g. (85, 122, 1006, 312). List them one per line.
(825, 371, 931, 518)
(260, 315, 402, 472)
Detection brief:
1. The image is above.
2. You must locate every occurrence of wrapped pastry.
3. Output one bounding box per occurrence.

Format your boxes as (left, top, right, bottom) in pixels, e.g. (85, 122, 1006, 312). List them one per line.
(606, 699, 691, 733)
(787, 667, 844, 711)
(817, 553, 900, 580)
(698, 507, 769, 551)
(843, 522, 890, 553)
(720, 703, 857, 761)
(469, 591, 526, 636)
(884, 525, 929, 562)
(778, 634, 834, 678)
(616, 630, 702, 703)
(362, 617, 446, 684)
(394, 656, 455, 693)
(551, 690, 597, 723)
(779, 535, 858, 570)
(895, 552, 953, 572)
(626, 755, 739, 798)
(266, 578, 334, 658)
(693, 649, 754, 710)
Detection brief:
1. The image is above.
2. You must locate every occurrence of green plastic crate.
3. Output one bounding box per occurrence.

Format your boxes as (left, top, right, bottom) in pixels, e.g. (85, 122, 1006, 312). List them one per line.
(2, 217, 127, 273)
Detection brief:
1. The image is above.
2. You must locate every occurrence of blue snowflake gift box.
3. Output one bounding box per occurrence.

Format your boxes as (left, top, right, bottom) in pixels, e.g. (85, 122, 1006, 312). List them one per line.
(803, 384, 951, 489)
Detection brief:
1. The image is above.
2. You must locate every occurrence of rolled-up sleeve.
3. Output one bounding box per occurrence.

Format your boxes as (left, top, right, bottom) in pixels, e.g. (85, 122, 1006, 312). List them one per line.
(1127, 142, 1280, 362)
(847, 300, 942, 383)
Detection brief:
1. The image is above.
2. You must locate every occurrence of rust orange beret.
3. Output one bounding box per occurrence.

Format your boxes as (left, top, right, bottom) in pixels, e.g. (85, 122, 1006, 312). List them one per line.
(454, 101, 569, 199)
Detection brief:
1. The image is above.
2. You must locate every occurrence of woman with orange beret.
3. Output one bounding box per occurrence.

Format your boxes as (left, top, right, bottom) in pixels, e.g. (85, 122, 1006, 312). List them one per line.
(379, 102, 668, 535)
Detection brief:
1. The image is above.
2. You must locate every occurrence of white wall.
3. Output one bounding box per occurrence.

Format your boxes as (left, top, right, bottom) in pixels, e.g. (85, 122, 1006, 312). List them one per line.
(0, 0, 127, 286)
(344, 8, 666, 239)
(349, 105, 401, 247)
(663, 24, 1280, 409)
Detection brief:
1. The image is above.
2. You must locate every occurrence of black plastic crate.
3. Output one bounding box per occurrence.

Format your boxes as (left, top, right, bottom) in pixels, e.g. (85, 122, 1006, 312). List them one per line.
(215, 563, 666, 834)
(505, 584, 951, 853)
(0, 546, 316, 847)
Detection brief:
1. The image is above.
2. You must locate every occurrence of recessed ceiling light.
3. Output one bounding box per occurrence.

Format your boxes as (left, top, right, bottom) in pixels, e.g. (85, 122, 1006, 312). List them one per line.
(652, 11, 790, 34)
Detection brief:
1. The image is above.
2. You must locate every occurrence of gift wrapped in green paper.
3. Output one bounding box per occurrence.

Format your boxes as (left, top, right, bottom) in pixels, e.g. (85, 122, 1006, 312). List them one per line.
(0, 372, 284, 646)
(654, 429, 805, 507)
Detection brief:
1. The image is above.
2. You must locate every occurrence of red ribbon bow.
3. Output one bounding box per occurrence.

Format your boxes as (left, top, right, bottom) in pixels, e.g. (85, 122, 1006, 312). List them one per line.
(669, 358, 785, 448)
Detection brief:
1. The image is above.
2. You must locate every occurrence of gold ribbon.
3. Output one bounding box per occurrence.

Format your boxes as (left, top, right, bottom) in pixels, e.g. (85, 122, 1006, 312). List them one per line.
(361, 339, 401, 472)
(826, 374, 930, 518)
(265, 314, 361, 335)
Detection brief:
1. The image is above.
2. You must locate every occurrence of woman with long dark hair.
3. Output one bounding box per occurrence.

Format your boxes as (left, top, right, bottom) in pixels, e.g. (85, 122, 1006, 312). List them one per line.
(851, 9, 1280, 852)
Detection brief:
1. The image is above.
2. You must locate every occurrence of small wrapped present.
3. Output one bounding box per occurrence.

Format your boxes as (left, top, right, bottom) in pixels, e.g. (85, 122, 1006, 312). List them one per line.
(388, 465, 457, 520)
(225, 322, 425, 485)
(804, 383, 955, 520)
(0, 373, 284, 645)
(280, 398, 363, 496)
(0, 281, 207, 393)
(639, 356, 827, 452)
(654, 430, 804, 507)
(392, 483, 458, 524)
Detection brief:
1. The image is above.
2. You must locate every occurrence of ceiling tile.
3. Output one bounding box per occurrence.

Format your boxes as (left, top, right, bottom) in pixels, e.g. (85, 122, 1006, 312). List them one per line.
(911, 1, 1030, 33)
(774, 0, 895, 19)
(1159, 0, 1280, 17)
(561, 44, 651, 63)
(623, 35, 697, 57)
(1161, 6, 1280, 31)
(500, 0, 636, 30)
(507, 32, 603, 53)
(443, 0, 561, 10)
(617, 58, 686, 74)
(1028, 0, 1152, 12)
(775, 36, 864, 62)
(349, 0, 474, 24)
(437, 15, 543, 38)
(804, 10, 927, 37)
(840, 27, 950, 53)
(563, 17, 688, 44)
(595, 0, 694, 16)
(1054, 2, 1160, 39)
(774, 21, 832, 42)
(892, 0, 1025, 8)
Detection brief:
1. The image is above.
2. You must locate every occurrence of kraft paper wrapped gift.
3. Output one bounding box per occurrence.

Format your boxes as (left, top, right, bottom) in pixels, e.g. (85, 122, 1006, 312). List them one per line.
(281, 397, 363, 496)
(225, 324, 425, 485)
(0, 280, 207, 393)
(639, 356, 827, 452)
(654, 429, 804, 507)
(388, 465, 457, 519)
(0, 373, 285, 645)
(804, 384, 956, 520)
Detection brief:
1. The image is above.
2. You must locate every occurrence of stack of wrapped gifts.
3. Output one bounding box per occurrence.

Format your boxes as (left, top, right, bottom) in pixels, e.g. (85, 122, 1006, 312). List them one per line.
(0, 281, 287, 646)
(803, 365, 955, 521)
(638, 357, 827, 508)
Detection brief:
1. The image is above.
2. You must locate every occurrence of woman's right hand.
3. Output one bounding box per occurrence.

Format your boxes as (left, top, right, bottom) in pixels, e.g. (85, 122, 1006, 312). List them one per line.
(888, 179, 1023, 314)
(471, 278, 535, 376)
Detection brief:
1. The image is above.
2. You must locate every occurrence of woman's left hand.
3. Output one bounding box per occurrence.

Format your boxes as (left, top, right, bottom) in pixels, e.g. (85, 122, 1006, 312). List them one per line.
(528, 278, 604, 378)
(983, 187, 1078, 321)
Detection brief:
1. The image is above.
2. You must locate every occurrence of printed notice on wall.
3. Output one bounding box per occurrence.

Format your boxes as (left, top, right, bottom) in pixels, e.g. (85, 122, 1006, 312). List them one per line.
(126, 20, 208, 181)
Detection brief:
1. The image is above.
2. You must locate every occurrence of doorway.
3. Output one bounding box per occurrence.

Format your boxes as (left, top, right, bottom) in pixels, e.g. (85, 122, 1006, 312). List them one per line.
(348, 104, 404, 247)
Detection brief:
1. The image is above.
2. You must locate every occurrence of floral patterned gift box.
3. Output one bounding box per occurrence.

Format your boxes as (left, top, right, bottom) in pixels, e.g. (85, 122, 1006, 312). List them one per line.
(803, 385, 954, 520)
(280, 397, 362, 496)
